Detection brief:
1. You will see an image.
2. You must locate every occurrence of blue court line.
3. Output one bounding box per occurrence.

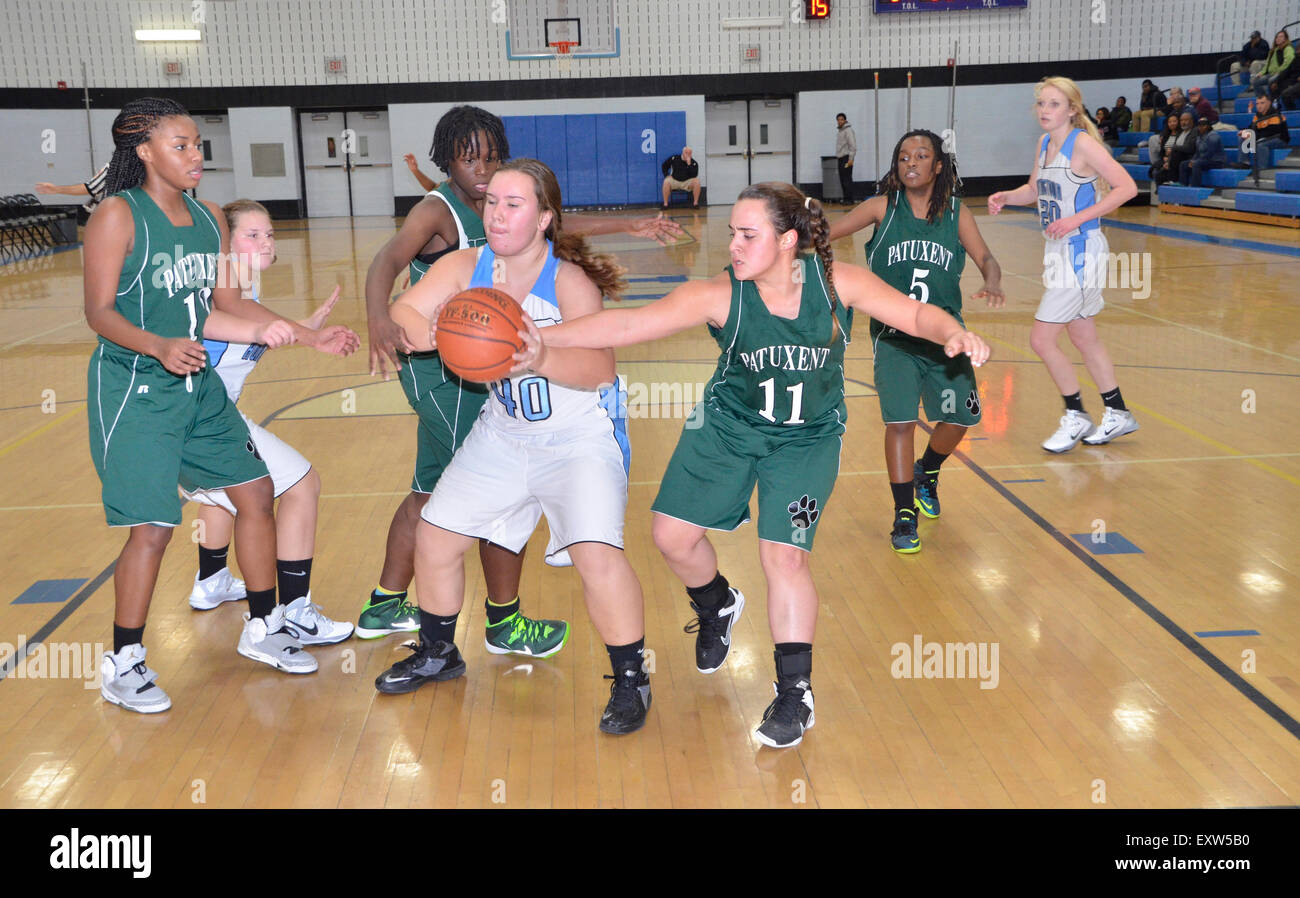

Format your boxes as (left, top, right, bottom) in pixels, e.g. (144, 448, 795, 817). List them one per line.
(1002, 478, 1046, 483)
(0, 565, 115, 683)
(626, 275, 688, 283)
(966, 436, 988, 440)
(12, 579, 87, 605)
(846, 373, 1300, 745)
(1195, 629, 1261, 638)
(1070, 532, 1144, 555)
(0, 243, 82, 268)
(999, 206, 1300, 258)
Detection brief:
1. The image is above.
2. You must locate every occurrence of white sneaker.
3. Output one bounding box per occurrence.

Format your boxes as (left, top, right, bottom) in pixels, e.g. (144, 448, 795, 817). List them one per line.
(283, 593, 354, 645)
(1083, 407, 1139, 445)
(100, 644, 171, 713)
(1041, 410, 1094, 454)
(188, 567, 247, 610)
(237, 604, 318, 674)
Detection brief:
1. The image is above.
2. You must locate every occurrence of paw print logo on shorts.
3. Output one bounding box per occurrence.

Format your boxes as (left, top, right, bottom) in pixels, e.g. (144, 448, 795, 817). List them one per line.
(965, 390, 981, 417)
(246, 439, 263, 461)
(788, 495, 819, 529)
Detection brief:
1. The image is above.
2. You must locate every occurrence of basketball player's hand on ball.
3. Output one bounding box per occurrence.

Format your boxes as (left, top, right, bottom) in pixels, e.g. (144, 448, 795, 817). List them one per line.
(510, 317, 545, 375)
(973, 283, 1006, 309)
(987, 192, 1008, 215)
(368, 314, 413, 378)
(256, 320, 297, 349)
(156, 337, 209, 377)
(944, 330, 990, 368)
(300, 286, 341, 330)
(631, 213, 684, 245)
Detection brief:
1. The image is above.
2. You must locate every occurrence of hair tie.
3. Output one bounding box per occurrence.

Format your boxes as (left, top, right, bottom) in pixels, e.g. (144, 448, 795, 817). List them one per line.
(804, 197, 813, 210)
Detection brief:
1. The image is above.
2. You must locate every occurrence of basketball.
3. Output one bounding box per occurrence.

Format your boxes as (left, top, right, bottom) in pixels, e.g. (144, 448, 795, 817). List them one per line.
(435, 287, 528, 383)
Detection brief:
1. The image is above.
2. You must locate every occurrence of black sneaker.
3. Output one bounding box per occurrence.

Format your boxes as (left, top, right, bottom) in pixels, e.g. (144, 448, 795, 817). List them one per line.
(375, 635, 466, 694)
(599, 660, 651, 735)
(754, 679, 815, 749)
(683, 587, 745, 673)
(890, 508, 921, 554)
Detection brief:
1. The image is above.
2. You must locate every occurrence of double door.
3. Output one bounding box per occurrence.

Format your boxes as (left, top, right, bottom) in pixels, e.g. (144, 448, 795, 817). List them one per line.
(704, 98, 794, 203)
(299, 110, 394, 217)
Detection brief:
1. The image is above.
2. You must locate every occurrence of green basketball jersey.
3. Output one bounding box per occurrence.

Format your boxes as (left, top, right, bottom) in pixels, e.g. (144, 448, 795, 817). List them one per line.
(103, 187, 220, 356)
(408, 181, 488, 286)
(864, 191, 966, 345)
(702, 254, 853, 435)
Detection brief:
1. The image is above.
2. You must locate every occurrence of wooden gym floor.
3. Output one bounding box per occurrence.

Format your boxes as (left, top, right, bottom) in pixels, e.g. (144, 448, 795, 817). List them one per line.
(1, 200, 1297, 808)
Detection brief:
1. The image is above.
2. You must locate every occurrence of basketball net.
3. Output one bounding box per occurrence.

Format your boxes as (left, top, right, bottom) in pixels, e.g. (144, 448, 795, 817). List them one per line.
(550, 41, 576, 73)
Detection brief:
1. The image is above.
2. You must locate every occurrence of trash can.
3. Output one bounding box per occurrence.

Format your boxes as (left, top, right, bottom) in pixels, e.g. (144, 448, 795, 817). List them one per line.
(821, 155, 843, 202)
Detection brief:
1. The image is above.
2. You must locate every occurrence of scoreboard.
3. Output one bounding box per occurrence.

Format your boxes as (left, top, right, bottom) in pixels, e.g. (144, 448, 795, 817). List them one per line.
(874, 0, 1027, 12)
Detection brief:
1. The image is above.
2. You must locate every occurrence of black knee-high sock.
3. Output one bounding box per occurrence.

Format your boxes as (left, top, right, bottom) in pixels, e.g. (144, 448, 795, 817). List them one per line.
(774, 643, 813, 687)
(277, 558, 313, 604)
(198, 544, 229, 580)
(113, 625, 144, 655)
(419, 609, 458, 646)
(919, 446, 949, 475)
(1099, 387, 1127, 411)
(686, 571, 730, 610)
(890, 481, 915, 512)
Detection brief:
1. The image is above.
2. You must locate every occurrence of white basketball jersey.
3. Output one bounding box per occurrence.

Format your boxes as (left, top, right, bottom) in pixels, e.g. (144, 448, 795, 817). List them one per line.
(1036, 129, 1100, 243)
(468, 242, 619, 439)
(203, 285, 266, 403)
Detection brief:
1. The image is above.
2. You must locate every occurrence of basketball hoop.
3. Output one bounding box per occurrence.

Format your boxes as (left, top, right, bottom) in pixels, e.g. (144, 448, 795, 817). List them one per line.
(549, 40, 577, 71)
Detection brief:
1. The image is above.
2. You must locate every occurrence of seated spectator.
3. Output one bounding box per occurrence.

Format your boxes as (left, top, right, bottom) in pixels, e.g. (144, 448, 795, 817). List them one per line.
(1251, 30, 1295, 97)
(1096, 107, 1119, 145)
(1150, 114, 1182, 184)
(661, 146, 701, 208)
(1186, 87, 1219, 124)
(1134, 80, 1168, 132)
(1112, 96, 1132, 132)
(1180, 117, 1227, 186)
(1270, 47, 1300, 110)
(1166, 88, 1194, 123)
(1159, 111, 1199, 185)
(1238, 93, 1291, 186)
(1232, 31, 1270, 86)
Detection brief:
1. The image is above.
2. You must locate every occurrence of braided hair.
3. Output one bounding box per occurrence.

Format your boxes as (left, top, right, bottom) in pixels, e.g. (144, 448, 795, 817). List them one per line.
(736, 182, 842, 343)
(496, 158, 626, 299)
(877, 129, 961, 225)
(103, 97, 191, 196)
(430, 105, 510, 174)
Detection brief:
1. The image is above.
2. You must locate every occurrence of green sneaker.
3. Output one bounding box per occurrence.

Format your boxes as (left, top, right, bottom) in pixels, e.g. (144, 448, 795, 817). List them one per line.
(484, 611, 570, 658)
(356, 592, 420, 639)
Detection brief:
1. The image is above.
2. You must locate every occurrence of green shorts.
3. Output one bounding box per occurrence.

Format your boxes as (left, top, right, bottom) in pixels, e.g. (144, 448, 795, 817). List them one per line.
(873, 335, 982, 426)
(651, 405, 842, 551)
(87, 347, 268, 527)
(397, 351, 489, 494)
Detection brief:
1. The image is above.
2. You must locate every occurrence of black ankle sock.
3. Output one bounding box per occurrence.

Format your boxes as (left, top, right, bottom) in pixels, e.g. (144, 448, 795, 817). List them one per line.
(276, 558, 312, 604)
(420, 609, 458, 646)
(198, 544, 229, 580)
(890, 481, 914, 512)
(113, 625, 144, 655)
(1063, 392, 1085, 413)
(919, 446, 949, 475)
(686, 572, 730, 610)
(247, 588, 276, 620)
(606, 638, 645, 672)
(1099, 387, 1127, 411)
(774, 643, 813, 686)
(485, 596, 520, 626)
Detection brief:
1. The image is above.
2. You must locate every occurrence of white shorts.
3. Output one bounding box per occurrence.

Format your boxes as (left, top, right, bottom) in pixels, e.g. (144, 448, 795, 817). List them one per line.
(1038, 231, 1107, 323)
(420, 419, 628, 565)
(181, 414, 312, 515)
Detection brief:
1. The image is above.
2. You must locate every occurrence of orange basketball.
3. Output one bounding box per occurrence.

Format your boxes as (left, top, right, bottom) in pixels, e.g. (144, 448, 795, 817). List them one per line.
(435, 287, 528, 383)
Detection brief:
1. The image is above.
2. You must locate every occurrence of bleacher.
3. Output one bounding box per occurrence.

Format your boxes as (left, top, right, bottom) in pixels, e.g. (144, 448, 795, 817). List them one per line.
(1112, 63, 1300, 227)
(0, 195, 78, 262)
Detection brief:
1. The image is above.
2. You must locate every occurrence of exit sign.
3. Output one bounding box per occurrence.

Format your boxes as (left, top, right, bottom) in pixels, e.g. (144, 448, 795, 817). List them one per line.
(742, 46, 760, 62)
(324, 57, 346, 75)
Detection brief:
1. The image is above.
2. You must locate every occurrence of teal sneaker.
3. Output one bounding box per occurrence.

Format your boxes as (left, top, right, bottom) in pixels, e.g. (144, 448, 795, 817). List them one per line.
(913, 460, 941, 519)
(356, 592, 420, 640)
(484, 610, 570, 658)
(891, 508, 921, 554)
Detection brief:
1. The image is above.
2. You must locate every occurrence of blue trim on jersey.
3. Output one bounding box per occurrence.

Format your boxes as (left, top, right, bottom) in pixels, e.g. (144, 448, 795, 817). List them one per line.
(599, 380, 631, 476)
(202, 285, 260, 369)
(469, 241, 561, 314)
(1075, 181, 1098, 233)
(1062, 128, 1081, 159)
(1069, 234, 1090, 283)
